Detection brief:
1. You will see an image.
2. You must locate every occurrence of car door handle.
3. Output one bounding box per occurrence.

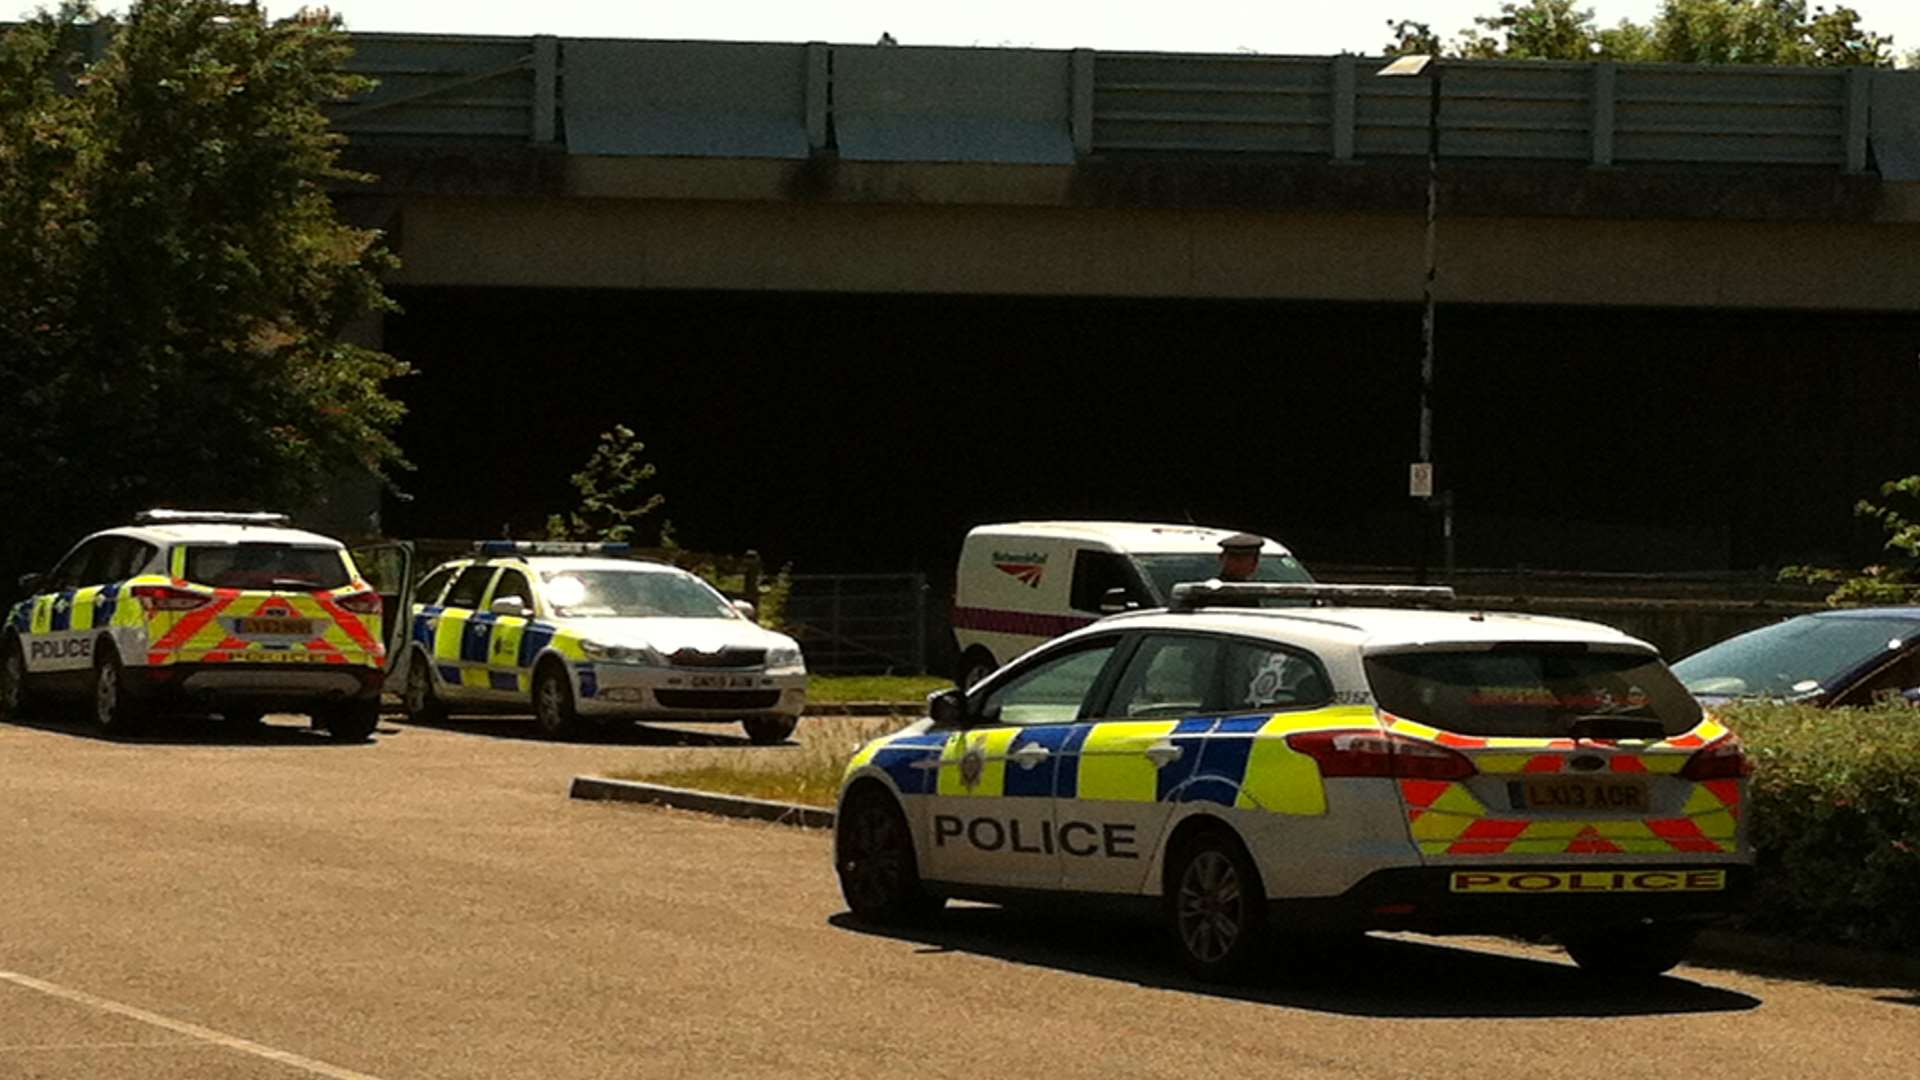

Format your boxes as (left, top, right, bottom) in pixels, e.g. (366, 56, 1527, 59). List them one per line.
(1008, 743, 1051, 770)
(1144, 740, 1184, 768)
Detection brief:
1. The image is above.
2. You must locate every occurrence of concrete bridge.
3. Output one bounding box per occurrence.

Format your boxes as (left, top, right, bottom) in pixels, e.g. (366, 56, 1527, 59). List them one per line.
(318, 34, 1920, 578)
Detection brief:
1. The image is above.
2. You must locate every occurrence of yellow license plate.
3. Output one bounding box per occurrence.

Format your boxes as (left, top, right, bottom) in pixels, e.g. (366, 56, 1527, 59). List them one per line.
(1509, 777, 1648, 813)
(231, 651, 325, 664)
(235, 617, 314, 636)
(1450, 869, 1727, 894)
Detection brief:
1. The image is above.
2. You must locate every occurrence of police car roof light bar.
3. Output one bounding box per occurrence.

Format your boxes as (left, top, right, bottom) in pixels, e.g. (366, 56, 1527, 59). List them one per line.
(133, 509, 293, 527)
(1168, 581, 1458, 612)
(474, 540, 634, 556)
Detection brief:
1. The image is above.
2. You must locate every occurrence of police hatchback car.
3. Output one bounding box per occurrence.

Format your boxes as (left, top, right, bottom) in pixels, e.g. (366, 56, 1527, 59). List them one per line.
(836, 582, 1753, 981)
(0, 511, 409, 741)
(402, 543, 807, 742)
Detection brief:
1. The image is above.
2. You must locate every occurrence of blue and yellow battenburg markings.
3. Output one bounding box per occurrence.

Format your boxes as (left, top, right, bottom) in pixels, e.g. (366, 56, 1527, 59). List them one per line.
(413, 607, 582, 696)
(848, 704, 1376, 815)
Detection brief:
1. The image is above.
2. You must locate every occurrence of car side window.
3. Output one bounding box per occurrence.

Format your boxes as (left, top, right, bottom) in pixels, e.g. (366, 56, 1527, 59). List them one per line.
(443, 565, 496, 611)
(1216, 639, 1332, 712)
(1069, 550, 1148, 614)
(1842, 648, 1920, 707)
(102, 539, 155, 583)
(1111, 634, 1220, 718)
(977, 639, 1120, 726)
(415, 566, 457, 606)
(490, 569, 535, 610)
(46, 539, 107, 591)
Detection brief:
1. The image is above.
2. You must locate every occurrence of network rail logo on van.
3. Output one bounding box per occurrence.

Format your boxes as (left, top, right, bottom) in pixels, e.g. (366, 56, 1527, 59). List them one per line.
(991, 550, 1047, 588)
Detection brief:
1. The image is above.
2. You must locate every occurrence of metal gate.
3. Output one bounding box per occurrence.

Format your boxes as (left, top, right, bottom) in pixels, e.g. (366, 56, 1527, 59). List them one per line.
(783, 573, 928, 675)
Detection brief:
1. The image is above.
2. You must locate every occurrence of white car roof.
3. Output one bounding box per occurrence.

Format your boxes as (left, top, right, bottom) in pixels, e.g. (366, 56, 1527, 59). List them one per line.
(1092, 604, 1657, 655)
(969, 521, 1293, 555)
(497, 556, 690, 576)
(104, 523, 344, 548)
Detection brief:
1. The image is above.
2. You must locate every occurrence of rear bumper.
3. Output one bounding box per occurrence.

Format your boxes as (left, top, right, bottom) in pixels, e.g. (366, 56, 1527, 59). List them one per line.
(131, 662, 383, 709)
(1274, 863, 1756, 935)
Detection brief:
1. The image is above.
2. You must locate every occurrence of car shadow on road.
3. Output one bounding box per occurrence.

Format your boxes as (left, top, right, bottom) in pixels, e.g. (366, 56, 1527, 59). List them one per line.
(829, 907, 1762, 1018)
(383, 713, 753, 748)
(2, 713, 369, 747)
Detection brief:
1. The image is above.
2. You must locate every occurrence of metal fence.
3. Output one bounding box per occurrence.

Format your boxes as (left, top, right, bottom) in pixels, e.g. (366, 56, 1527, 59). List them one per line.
(782, 573, 929, 675)
(330, 34, 1918, 175)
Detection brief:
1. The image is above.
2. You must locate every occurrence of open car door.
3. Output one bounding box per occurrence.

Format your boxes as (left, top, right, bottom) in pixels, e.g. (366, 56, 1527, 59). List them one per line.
(350, 541, 416, 689)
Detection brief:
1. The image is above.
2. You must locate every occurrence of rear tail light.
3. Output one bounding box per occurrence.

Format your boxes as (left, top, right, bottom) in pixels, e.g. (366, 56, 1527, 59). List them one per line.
(1285, 729, 1477, 781)
(334, 589, 383, 616)
(1681, 734, 1754, 781)
(130, 584, 209, 612)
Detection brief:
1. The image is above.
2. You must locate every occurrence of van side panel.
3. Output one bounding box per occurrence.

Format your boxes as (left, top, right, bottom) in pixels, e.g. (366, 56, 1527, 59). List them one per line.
(952, 533, 1095, 665)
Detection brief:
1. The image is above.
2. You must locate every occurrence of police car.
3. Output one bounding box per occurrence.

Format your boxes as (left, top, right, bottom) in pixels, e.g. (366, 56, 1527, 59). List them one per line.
(0, 511, 411, 740)
(836, 582, 1754, 981)
(401, 542, 807, 743)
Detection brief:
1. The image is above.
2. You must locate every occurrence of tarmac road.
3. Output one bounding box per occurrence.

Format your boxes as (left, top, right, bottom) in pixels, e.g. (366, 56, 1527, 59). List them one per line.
(2, 711, 1914, 1080)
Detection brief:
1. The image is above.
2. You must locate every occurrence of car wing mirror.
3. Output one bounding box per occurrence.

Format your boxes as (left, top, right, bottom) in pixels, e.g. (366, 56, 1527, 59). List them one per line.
(731, 599, 757, 621)
(489, 596, 529, 617)
(17, 572, 43, 594)
(928, 687, 968, 726)
(1098, 586, 1140, 616)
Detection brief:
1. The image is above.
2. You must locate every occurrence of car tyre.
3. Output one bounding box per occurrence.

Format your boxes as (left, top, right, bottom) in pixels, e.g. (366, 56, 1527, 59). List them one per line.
(403, 650, 447, 724)
(742, 715, 797, 745)
(92, 647, 146, 736)
(836, 786, 942, 923)
(1561, 922, 1697, 980)
(1165, 826, 1269, 982)
(321, 700, 380, 743)
(533, 662, 582, 740)
(0, 637, 31, 722)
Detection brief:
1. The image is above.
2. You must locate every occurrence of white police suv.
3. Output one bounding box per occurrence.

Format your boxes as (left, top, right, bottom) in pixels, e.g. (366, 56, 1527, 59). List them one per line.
(401, 542, 807, 743)
(1, 510, 412, 740)
(836, 582, 1753, 981)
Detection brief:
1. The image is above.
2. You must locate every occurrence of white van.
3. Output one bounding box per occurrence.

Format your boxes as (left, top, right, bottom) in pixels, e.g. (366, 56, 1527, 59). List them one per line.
(949, 521, 1310, 686)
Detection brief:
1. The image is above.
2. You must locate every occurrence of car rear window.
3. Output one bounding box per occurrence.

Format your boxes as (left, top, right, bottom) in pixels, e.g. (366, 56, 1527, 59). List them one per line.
(182, 544, 350, 591)
(1364, 646, 1701, 738)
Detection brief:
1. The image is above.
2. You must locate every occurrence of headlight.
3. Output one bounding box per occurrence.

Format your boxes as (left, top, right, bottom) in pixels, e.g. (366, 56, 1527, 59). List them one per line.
(580, 641, 657, 665)
(766, 644, 806, 675)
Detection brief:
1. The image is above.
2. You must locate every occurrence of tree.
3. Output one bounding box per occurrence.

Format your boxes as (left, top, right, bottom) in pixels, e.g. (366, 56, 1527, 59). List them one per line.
(1782, 475, 1920, 605)
(1383, 19, 1442, 57)
(1388, 1, 1895, 66)
(0, 2, 406, 591)
(545, 424, 666, 544)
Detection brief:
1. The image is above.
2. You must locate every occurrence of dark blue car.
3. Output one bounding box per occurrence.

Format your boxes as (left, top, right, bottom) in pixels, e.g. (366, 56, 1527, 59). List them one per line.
(1672, 608, 1920, 708)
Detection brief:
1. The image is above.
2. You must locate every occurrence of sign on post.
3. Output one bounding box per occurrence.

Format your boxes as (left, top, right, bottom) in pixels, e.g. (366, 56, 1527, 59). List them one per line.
(1410, 462, 1434, 499)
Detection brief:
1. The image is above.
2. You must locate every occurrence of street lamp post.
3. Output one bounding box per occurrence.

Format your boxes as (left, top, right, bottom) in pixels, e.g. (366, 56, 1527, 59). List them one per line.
(1377, 54, 1448, 584)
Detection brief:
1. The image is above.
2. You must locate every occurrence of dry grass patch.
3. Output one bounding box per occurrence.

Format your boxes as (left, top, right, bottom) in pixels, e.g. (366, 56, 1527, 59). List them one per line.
(609, 717, 908, 808)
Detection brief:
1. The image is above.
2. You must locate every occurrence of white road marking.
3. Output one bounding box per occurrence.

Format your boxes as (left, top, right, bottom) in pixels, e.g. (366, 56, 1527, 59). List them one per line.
(0, 971, 386, 1080)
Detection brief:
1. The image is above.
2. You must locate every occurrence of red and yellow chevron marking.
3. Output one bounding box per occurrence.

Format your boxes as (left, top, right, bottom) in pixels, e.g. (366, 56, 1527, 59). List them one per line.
(147, 588, 381, 668)
(1391, 714, 1742, 857)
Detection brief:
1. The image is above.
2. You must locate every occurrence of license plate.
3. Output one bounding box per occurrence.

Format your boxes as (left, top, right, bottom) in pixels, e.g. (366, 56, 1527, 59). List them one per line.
(1451, 869, 1726, 894)
(234, 617, 314, 637)
(1508, 777, 1648, 813)
(689, 674, 756, 689)
(230, 651, 326, 664)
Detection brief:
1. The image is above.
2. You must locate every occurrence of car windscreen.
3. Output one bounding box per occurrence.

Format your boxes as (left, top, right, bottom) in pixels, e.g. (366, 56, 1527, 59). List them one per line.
(540, 570, 734, 619)
(1364, 646, 1701, 738)
(1133, 552, 1313, 601)
(1671, 614, 1920, 699)
(182, 544, 350, 591)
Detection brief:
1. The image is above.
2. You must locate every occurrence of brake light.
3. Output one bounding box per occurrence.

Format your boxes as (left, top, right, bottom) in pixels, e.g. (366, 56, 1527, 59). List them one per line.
(334, 588, 383, 616)
(130, 584, 209, 612)
(1284, 729, 1477, 781)
(1680, 734, 1754, 781)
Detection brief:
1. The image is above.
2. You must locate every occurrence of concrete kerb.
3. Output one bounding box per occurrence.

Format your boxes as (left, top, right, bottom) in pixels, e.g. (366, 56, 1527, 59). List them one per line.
(569, 777, 1919, 989)
(569, 775, 835, 829)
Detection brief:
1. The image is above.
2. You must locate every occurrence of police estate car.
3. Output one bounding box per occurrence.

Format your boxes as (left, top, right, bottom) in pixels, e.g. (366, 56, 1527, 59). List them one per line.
(0, 511, 408, 741)
(402, 542, 807, 743)
(836, 582, 1753, 981)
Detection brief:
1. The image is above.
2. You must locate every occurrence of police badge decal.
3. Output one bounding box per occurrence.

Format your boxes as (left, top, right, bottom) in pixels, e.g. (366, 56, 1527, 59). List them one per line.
(959, 740, 986, 790)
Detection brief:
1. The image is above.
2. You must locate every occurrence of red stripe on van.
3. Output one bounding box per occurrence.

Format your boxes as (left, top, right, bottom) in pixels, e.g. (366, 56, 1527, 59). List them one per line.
(950, 606, 1097, 640)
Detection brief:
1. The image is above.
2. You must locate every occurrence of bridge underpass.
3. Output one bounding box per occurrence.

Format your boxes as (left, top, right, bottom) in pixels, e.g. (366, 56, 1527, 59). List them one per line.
(379, 287, 1919, 577)
(316, 33, 1920, 578)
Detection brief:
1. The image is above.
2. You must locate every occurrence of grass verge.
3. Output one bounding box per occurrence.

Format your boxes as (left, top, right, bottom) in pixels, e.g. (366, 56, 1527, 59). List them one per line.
(807, 674, 952, 703)
(610, 717, 905, 808)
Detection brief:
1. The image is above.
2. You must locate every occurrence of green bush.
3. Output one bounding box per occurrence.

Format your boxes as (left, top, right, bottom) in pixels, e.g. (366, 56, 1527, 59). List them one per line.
(1720, 701, 1920, 954)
